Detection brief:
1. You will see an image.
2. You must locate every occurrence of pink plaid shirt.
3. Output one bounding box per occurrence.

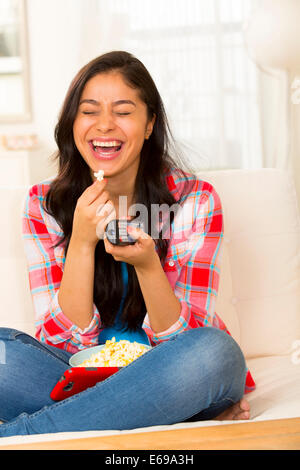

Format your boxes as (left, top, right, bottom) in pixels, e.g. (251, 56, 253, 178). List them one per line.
(22, 169, 255, 393)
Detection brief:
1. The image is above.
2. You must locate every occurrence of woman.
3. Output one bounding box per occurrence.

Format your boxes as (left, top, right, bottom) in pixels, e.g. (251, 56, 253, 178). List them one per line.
(0, 51, 255, 437)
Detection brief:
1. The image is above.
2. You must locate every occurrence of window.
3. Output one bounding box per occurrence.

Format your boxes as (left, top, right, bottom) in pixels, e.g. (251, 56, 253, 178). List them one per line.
(0, 0, 31, 121)
(98, 0, 262, 170)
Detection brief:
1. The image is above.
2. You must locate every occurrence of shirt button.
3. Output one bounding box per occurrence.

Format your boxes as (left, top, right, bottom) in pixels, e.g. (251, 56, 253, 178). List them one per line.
(224, 237, 231, 244)
(231, 297, 238, 305)
(168, 260, 175, 267)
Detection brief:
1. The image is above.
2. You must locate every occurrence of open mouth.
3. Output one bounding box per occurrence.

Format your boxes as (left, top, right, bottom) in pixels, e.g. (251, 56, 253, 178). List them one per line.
(90, 140, 123, 156)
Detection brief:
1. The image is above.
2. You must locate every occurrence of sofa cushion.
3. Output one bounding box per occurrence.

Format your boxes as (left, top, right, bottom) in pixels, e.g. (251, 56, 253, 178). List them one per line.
(197, 169, 300, 358)
(246, 354, 300, 420)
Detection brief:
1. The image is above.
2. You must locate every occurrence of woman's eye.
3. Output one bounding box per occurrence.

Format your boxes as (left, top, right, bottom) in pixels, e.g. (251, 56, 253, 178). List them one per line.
(81, 110, 131, 116)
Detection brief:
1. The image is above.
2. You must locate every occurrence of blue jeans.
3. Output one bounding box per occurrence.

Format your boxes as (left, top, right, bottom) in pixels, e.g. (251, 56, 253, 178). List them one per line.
(0, 327, 247, 437)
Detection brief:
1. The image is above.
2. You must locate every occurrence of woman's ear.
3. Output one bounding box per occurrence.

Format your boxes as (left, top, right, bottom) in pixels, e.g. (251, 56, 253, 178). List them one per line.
(145, 114, 156, 139)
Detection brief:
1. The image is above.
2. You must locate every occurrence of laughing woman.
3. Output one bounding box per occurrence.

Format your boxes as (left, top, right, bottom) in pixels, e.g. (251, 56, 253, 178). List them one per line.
(0, 51, 255, 437)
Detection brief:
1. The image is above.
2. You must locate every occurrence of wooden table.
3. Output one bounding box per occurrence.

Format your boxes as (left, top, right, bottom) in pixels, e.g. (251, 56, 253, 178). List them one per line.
(1, 417, 300, 450)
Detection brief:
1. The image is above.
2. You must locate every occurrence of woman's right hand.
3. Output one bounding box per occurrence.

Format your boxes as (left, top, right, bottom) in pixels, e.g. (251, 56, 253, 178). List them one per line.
(71, 178, 116, 248)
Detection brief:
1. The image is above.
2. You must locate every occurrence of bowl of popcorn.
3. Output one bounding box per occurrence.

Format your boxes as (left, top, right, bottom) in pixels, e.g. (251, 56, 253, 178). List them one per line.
(69, 337, 151, 368)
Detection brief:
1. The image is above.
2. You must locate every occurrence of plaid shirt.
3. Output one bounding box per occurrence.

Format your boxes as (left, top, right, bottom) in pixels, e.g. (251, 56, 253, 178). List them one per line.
(22, 169, 255, 393)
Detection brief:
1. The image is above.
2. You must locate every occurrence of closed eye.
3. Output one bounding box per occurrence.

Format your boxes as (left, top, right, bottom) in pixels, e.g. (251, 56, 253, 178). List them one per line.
(81, 111, 130, 116)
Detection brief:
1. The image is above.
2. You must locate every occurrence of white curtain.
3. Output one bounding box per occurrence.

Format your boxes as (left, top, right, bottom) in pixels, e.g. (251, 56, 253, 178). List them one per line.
(79, 0, 264, 172)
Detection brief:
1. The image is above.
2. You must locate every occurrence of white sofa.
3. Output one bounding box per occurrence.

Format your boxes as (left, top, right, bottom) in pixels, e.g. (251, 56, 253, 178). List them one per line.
(0, 167, 300, 447)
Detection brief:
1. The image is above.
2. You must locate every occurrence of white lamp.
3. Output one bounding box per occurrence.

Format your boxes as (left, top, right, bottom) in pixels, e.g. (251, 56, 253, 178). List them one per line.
(244, 0, 300, 73)
(244, 0, 300, 175)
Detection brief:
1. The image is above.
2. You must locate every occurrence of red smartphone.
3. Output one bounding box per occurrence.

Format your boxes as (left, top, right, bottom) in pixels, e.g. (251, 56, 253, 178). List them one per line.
(50, 367, 120, 401)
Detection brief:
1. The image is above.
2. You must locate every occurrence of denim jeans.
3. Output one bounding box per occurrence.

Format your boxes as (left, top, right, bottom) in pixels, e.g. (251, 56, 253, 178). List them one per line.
(0, 326, 247, 437)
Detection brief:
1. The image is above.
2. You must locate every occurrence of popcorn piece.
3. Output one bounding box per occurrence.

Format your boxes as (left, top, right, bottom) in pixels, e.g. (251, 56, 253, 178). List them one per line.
(94, 170, 105, 182)
(78, 337, 149, 368)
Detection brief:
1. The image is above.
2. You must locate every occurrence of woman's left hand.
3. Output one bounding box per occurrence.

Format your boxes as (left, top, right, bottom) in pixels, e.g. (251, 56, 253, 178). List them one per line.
(103, 225, 159, 271)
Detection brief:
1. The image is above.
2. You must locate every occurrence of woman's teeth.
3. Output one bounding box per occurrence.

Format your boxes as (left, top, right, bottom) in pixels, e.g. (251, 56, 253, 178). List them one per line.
(92, 140, 122, 153)
(92, 140, 121, 147)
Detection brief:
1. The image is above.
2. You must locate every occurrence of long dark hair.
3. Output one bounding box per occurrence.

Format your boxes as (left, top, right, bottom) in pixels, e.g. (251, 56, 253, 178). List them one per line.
(44, 51, 195, 330)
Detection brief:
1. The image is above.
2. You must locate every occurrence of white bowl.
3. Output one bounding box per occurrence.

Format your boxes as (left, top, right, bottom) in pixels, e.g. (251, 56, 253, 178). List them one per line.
(69, 342, 152, 367)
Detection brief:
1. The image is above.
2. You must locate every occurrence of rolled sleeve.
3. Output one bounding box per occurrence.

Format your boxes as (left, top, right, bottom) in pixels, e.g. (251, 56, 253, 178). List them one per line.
(37, 291, 101, 353)
(142, 301, 190, 344)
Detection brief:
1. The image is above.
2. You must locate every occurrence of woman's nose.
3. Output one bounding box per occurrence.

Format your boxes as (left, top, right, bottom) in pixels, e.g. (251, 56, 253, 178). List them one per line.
(95, 112, 115, 133)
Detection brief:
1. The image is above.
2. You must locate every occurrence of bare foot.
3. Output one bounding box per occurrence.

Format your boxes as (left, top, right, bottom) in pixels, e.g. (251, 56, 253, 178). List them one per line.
(214, 398, 250, 421)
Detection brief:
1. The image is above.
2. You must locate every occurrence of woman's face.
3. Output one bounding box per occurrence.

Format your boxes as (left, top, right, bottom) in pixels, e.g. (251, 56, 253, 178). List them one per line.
(73, 71, 155, 181)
